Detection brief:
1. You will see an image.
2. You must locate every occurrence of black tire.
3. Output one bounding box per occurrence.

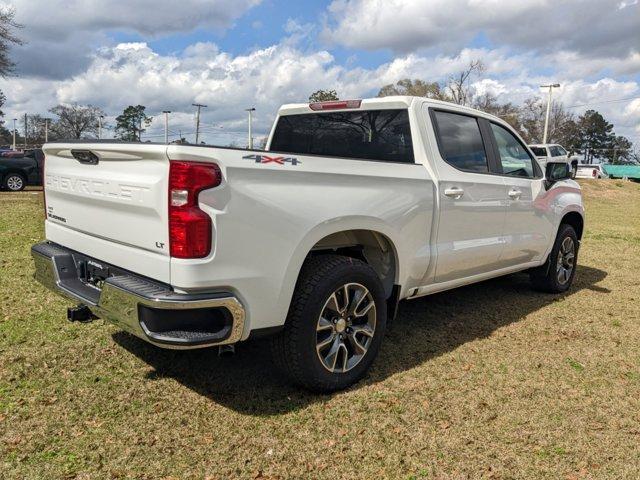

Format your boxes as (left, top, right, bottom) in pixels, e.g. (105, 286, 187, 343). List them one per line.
(271, 254, 387, 393)
(3, 173, 26, 191)
(530, 224, 578, 293)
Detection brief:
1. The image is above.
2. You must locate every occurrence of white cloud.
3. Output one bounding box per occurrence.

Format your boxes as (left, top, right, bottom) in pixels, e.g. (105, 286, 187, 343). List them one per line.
(322, 0, 640, 63)
(7, 0, 261, 37)
(2, 41, 638, 144)
(618, 0, 639, 8)
(3, 0, 261, 79)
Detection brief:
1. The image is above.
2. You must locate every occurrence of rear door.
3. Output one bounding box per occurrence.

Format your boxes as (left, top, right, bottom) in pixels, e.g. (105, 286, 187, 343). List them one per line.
(43, 143, 171, 281)
(428, 108, 507, 283)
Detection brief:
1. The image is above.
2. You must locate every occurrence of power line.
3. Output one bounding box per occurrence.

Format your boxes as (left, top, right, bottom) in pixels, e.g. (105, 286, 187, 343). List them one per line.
(566, 95, 640, 109)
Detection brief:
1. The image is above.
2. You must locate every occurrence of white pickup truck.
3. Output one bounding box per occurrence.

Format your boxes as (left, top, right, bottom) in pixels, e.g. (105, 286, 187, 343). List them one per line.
(32, 97, 584, 392)
(528, 143, 578, 177)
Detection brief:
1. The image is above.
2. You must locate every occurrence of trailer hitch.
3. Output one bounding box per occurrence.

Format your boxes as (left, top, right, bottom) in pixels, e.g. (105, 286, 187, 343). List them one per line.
(67, 305, 97, 323)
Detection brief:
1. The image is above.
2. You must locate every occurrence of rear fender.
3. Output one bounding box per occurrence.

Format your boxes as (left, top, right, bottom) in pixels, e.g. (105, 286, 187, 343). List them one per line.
(276, 217, 404, 315)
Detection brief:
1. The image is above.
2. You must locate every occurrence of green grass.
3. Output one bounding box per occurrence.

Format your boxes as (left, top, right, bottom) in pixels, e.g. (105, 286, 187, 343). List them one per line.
(1, 180, 640, 479)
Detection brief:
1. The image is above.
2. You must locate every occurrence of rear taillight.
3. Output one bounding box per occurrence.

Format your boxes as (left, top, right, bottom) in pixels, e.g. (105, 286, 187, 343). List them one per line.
(592, 169, 597, 177)
(309, 99, 362, 111)
(168, 161, 221, 259)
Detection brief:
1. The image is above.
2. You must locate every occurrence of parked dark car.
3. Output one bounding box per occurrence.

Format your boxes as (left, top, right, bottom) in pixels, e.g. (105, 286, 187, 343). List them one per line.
(0, 149, 44, 191)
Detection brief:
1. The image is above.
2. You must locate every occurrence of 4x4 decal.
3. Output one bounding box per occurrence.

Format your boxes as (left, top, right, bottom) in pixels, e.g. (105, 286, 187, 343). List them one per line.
(243, 154, 301, 166)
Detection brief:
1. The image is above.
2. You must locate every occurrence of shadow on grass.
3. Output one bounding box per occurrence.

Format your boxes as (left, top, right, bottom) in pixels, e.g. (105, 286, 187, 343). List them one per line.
(113, 265, 607, 415)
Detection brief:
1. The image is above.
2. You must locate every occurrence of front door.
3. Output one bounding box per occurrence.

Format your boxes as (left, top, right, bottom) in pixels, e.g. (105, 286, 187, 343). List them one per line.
(487, 122, 554, 266)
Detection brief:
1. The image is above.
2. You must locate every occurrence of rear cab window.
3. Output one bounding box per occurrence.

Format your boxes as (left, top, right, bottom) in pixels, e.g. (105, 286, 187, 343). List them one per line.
(270, 109, 415, 163)
(530, 146, 548, 157)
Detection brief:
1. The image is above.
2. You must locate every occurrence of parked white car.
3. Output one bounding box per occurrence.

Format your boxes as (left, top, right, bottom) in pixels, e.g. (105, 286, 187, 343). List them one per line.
(32, 96, 584, 391)
(575, 164, 608, 179)
(529, 143, 578, 176)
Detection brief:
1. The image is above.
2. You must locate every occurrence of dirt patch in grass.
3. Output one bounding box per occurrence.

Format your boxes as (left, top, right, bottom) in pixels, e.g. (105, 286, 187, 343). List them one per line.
(1, 181, 639, 479)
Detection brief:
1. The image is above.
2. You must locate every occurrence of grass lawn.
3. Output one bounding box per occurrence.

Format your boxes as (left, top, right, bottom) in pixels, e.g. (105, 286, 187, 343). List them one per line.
(1, 180, 639, 479)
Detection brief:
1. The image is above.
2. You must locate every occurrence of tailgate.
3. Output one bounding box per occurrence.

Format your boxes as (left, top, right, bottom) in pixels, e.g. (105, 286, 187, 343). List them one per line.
(43, 143, 170, 282)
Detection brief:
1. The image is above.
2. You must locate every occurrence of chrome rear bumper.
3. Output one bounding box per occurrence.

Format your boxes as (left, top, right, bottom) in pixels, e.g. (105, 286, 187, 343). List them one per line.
(31, 242, 245, 349)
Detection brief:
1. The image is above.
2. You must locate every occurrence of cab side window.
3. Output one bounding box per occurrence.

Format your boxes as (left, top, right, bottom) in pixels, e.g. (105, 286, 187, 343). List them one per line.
(490, 123, 535, 178)
(432, 111, 489, 173)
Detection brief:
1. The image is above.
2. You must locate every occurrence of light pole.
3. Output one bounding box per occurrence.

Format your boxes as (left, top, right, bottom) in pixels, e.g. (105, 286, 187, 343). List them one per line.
(98, 115, 104, 139)
(44, 118, 50, 143)
(541, 83, 560, 144)
(162, 111, 171, 144)
(192, 103, 207, 144)
(245, 107, 255, 149)
(12, 118, 16, 150)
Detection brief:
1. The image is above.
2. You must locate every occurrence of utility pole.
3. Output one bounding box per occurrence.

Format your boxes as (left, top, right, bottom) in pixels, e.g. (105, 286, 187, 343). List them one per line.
(540, 83, 560, 144)
(192, 103, 207, 144)
(162, 111, 171, 144)
(24, 113, 27, 149)
(12, 118, 16, 150)
(44, 118, 50, 143)
(245, 107, 256, 149)
(98, 115, 104, 139)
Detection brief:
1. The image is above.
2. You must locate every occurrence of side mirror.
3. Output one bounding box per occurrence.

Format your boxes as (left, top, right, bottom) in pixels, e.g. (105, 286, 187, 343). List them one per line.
(545, 162, 571, 188)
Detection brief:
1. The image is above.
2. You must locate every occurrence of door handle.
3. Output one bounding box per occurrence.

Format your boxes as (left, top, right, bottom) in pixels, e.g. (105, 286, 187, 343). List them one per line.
(508, 189, 522, 199)
(444, 187, 464, 199)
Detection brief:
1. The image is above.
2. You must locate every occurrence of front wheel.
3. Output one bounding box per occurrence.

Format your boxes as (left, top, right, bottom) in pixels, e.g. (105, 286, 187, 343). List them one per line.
(271, 255, 387, 392)
(530, 224, 578, 293)
(4, 173, 26, 191)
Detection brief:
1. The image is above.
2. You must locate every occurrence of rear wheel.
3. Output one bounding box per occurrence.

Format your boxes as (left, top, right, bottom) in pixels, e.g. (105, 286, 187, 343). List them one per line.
(530, 224, 578, 293)
(271, 255, 387, 392)
(4, 173, 26, 191)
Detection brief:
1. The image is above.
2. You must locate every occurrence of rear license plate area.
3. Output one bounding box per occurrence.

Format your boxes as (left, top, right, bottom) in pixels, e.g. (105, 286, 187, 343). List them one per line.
(78, 259, 111, 289)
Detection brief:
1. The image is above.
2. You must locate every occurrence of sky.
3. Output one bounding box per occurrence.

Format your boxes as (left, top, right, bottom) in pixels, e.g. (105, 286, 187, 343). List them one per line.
(0, 0, 639, 146)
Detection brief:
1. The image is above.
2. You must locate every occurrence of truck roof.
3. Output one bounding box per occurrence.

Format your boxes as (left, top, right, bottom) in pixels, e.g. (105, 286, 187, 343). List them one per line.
(277, 96, 498, 119)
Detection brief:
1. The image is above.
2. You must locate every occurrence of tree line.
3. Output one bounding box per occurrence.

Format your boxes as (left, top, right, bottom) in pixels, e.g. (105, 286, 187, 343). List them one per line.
(0, 102, 155, 146)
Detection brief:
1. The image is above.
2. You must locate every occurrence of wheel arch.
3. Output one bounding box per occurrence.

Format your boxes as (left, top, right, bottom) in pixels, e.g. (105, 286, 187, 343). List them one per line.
(2, 169, 27, 180)
(276, 218, 405, 327)
(560, 210, 584, 240)
(307, 228, 400, 299)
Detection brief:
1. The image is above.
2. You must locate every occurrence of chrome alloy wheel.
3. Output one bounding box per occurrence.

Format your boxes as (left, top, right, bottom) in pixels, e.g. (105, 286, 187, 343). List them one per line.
(315, 282, 376, 373)
(556, 236, 575, 285)
(6, 175, 24, 191)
